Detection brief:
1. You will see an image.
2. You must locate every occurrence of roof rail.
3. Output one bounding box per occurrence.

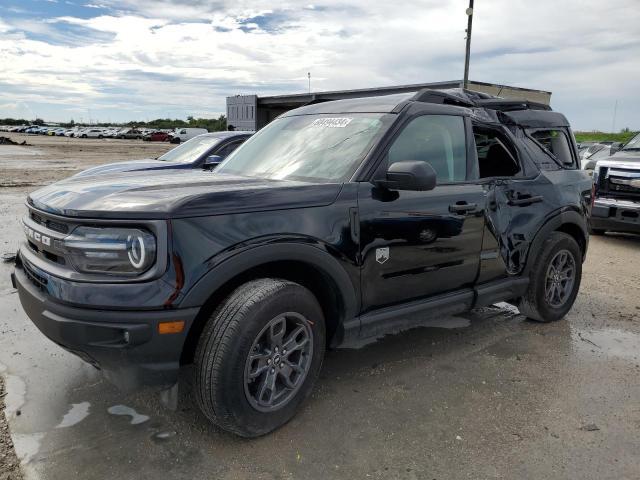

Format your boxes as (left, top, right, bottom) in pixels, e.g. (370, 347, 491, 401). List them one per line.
(410, 89, 475, 108)
(475, 99, 551, 112)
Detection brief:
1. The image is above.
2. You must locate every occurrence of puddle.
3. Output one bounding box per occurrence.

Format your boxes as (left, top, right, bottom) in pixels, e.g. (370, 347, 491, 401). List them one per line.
(573, 328, 640, 359)
(107, 405, 149, 425)
(56, 402, 91, 429)
(12, 432, 45, 464)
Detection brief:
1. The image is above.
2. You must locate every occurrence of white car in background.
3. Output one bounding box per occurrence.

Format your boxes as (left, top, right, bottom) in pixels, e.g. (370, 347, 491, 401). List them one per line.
(169, 127, 208, 144)
(79, 128, 106, 138)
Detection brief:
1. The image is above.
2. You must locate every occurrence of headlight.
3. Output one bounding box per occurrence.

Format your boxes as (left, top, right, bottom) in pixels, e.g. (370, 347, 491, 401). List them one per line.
(59, 226, 156, 276)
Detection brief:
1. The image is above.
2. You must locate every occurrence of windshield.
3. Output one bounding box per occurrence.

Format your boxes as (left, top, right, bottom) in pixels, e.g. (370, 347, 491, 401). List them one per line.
(623, 132, 640, 151)
(216, 113, 393, 183)
(158, 135, 221, 164)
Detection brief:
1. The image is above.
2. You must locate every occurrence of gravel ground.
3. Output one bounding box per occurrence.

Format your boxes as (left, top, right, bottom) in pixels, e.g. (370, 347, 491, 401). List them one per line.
(0, 133, 172, 188)
(0, 377, 22, 480)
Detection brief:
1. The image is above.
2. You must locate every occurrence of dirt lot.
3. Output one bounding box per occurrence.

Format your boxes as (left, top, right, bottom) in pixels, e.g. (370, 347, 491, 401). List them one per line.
(0, 135, 639, 480)
(0, 133, 172, 188)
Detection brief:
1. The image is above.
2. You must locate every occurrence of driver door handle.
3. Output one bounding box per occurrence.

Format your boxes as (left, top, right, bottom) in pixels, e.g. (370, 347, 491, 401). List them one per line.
(449, 202, 478, 214)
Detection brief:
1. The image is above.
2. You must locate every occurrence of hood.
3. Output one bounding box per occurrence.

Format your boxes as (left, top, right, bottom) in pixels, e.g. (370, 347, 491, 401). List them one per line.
(73, 159, 190, 177)
(28, 171, 342, 219)
(596, 150, 640, 169)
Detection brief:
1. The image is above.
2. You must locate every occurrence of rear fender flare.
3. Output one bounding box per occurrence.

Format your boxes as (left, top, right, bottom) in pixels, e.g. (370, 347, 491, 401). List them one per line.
(523, 209, 588, 275)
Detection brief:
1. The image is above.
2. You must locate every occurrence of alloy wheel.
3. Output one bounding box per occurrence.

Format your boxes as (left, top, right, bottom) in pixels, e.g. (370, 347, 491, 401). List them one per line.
(244, 312, 313, 412)
(544, 249, 576, 308)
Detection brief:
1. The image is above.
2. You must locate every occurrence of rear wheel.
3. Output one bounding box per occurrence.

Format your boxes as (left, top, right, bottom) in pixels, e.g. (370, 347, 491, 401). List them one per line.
(194, 279, 325, 437)
(519, 232, 582, 322)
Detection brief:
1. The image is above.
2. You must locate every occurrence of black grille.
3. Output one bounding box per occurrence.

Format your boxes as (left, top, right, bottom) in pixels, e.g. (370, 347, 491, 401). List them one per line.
(606, 178, 640, 199)
(30, 211, 69, 234)
(23, 261, 48, 291)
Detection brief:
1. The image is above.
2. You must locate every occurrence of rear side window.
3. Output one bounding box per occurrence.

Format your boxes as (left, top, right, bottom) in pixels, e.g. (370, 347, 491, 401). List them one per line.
(528, 129, 575, 167)
(387, 115, 467, 183)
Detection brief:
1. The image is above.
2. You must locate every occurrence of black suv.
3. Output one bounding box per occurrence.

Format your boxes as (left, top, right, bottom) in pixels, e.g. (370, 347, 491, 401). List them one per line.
(12, 89, 592, 437)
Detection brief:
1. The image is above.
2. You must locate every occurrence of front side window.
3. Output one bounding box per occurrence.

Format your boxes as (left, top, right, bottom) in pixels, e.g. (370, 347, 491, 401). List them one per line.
(217, 113, 393, 183)
(216, 139, 245, 158)
(158, 135, 222, 163)
(386, 115, 467, 183)
(529, 129, 574, 166)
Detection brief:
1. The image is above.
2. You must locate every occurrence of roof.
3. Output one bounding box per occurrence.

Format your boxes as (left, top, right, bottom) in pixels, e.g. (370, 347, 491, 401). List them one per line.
(201, 131, 253, 138)
(282, 88, 570, 128)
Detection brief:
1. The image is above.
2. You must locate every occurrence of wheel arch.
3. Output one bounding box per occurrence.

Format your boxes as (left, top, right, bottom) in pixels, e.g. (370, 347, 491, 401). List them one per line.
(179, 243, 359, 364)
(524, 209, 588, 275)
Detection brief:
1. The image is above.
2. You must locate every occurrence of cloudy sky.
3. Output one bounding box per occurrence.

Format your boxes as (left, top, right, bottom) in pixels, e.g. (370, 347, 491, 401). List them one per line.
(0, 0, 638, 130)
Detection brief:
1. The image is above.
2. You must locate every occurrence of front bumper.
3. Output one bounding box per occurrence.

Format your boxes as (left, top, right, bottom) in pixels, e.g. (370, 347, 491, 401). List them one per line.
(12, 259, 200, 390)
(591, 197, 640, 233)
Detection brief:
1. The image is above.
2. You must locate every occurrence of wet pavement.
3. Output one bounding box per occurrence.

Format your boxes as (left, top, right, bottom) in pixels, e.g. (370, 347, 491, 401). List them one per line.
(1, 189, 639, 479)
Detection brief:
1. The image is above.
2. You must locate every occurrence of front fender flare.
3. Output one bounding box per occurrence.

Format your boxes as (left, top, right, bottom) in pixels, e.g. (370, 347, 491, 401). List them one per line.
(179, 242, 359, 325)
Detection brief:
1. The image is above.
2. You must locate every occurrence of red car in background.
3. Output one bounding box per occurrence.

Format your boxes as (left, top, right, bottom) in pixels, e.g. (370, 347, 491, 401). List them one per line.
(144, 131, 170, 142)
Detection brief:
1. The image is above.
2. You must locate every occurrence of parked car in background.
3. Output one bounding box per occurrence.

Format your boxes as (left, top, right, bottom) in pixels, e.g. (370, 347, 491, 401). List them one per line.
(144, 131, 171, 142)
(79, 128, 106, 138)
(74, 131, 252, 177)
(117, 128, 145, 139)
(581, 142, 624, 171)
(169, 127, 208, 143)
(589, 131, 640, 235)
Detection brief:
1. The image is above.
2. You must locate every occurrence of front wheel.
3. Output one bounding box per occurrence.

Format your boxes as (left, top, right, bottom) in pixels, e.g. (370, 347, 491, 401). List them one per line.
(194, 279, 325, 437)
(519, 232, 582, 322)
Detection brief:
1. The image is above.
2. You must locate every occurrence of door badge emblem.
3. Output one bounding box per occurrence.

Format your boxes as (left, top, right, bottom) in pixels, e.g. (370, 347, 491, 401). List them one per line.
(376, 247, 389, 264)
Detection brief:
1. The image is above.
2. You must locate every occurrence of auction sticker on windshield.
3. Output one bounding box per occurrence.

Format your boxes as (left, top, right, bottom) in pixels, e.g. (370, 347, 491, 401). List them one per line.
(310, 118, 353, 128)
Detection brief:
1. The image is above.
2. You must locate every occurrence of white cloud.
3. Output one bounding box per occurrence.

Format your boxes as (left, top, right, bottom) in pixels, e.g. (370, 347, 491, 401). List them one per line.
(0, 0, 638, 129)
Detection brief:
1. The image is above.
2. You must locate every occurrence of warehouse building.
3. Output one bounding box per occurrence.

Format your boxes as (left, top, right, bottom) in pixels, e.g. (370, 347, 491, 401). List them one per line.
(226, 80, 552, 131)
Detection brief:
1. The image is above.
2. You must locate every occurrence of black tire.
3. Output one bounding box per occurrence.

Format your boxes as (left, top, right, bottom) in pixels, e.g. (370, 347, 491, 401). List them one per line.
(588, 224, 605, 235)
(98, 135, 103, 139)
(194, 278, 325, 437)
(519, 232, 582, 322)
(81, 134, 87, 138)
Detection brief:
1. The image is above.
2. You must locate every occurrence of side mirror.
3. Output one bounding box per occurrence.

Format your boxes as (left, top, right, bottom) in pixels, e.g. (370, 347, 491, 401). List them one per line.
(375, 161, 437, 191)
(203, 154, 223, 169)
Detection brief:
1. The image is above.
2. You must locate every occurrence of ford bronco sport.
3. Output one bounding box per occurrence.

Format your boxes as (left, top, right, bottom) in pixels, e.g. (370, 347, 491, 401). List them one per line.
(12, 89, 592, 437)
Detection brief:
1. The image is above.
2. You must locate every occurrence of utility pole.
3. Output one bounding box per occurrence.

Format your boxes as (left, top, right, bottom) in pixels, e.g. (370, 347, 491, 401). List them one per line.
(308, 72, 311, 93)
(463, 0, 474, 89)
(612, 99, 618, 133)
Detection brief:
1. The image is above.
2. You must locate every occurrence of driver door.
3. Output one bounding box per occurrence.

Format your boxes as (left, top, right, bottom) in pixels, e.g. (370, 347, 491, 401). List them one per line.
(358, 114, 486, 313)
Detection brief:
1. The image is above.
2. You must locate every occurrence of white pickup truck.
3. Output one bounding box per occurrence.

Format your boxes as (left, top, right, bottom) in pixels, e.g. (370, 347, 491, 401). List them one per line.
(589, 131, 640, 235)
